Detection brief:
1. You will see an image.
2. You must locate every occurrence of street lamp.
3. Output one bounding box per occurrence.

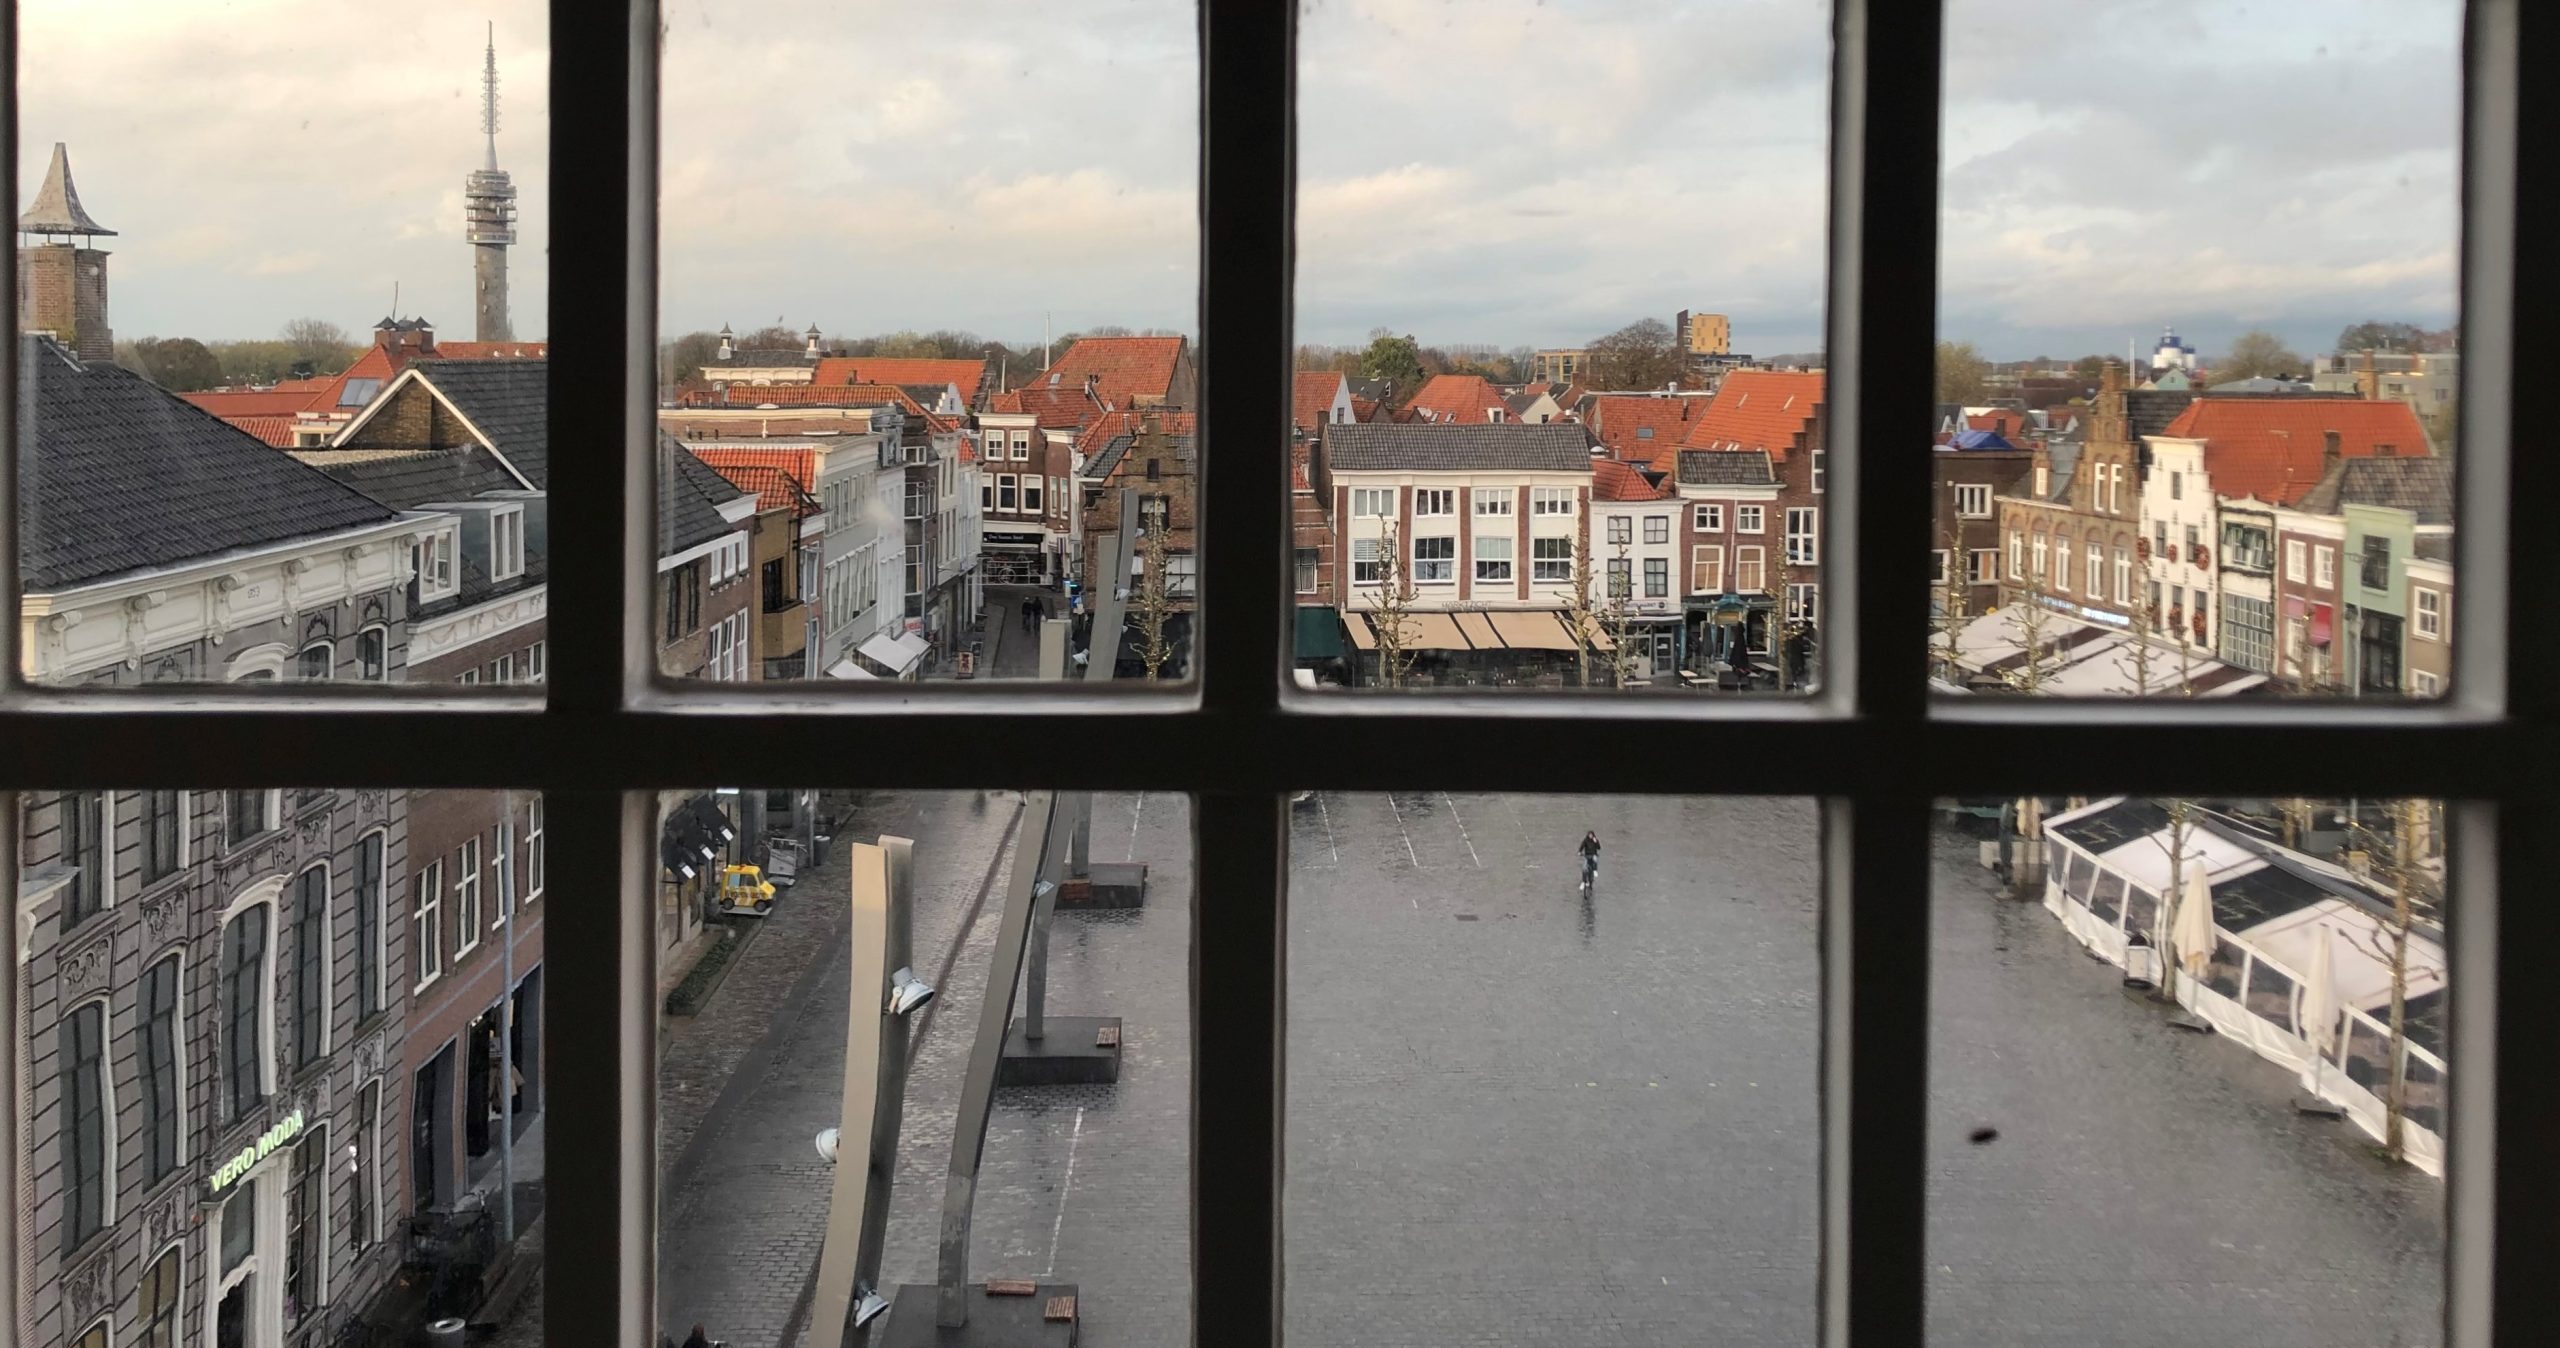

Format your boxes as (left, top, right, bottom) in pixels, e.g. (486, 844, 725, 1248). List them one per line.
(814, 1127, 840, 1163)
(887, 967, 935, 1017)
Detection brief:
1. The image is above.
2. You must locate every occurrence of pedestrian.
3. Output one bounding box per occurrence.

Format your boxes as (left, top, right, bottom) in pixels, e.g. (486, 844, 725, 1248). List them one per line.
(1578, 830, 1601, 886)
(682, 1326, 712, 1348)
(1020, 596, 1036, 632)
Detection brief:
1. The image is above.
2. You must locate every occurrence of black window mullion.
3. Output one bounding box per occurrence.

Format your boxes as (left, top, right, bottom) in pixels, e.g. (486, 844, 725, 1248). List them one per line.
(552, 791, 653, 1348)
(1193, 792, 1283, 1347)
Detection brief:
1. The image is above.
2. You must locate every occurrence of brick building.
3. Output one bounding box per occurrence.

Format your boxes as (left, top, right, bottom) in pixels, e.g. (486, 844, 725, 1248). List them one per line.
(1082, 415, 1198, 676)
(1998, 361, 2146, 628)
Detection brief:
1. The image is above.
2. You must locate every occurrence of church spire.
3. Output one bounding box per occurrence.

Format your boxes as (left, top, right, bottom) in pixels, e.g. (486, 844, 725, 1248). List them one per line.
(18, 143, 115, 238)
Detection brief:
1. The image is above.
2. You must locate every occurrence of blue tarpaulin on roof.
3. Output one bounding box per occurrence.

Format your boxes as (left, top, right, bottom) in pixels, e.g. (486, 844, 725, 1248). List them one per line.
(1949, 429, 2016, 450)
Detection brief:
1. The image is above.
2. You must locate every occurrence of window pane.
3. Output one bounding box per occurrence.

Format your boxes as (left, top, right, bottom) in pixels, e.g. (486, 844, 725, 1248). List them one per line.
(15, 6, 552, 690)
(13, 788, 544, 1346)
(1296, 2, 1832, 695)
(1288, 793, 1818, 1339)
(657, 788, 1192, 1344)
(658, 3, 1198, 685)
(1932, 0, 2460, 701)
(1933, 797, 2446, 1342)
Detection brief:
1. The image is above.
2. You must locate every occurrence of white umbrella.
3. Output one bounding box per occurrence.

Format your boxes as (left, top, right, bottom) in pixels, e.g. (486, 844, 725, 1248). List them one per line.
(2301, 926, 2338, 1055)
(2172, 864, 2216, 975)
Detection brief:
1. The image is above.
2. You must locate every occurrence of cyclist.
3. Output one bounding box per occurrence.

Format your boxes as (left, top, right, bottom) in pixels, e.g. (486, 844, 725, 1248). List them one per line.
(1578, 830, 1601, 886)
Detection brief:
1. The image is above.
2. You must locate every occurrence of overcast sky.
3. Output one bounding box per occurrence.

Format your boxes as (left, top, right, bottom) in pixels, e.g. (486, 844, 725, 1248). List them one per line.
(23, 0, 2459, 362)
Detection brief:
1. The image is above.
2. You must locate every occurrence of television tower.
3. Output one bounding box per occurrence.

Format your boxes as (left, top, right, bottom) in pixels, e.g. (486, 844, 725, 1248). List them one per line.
(465, 22, 517, 341)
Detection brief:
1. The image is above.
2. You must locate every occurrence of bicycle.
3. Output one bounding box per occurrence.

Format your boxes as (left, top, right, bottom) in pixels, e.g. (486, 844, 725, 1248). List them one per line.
(1580, 852, 1598, 891)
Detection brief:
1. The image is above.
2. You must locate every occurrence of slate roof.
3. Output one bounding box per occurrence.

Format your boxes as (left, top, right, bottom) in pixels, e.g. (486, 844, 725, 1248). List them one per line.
(1325, 423, 1592, 474)
(659, 431, 745, 556)
(409, 359, 550, 487)
(287, 447, 523, 510)
(1674, 448, 1777, 487)
(2159, 396, 2431, 506)
(19, 338, 398, 591)
(2291, 457, 2455, 524)
(2125, 388, 2197, 441)
(1681, 370, 1824, 459)
(2043, 441, 2084, 501)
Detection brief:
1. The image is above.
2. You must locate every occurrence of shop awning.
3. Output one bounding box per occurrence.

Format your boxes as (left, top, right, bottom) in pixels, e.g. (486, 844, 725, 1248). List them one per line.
(1342, 612, 1377, 651)
(1572, 613, 1617, 652)
(1454, 612, 1505, 650)
(1295, 606, 1346, 660)
(1487, 610, 1576, 651)
(1408, 612, 1472, 652)
(823, 656, 878, 680)
(858, 631, 930, 677)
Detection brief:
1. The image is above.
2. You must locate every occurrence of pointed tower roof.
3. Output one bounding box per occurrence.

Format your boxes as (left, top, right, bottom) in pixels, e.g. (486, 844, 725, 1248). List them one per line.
(19, 143, 114, 237)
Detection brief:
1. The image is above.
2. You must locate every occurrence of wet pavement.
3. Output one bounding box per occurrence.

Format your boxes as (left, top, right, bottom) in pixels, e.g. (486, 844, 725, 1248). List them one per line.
(641, 792, 2444, 1348)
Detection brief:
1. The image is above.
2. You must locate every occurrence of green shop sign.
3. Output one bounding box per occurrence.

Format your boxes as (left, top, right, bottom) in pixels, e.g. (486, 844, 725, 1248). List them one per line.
(205, 1109, 305, 1198)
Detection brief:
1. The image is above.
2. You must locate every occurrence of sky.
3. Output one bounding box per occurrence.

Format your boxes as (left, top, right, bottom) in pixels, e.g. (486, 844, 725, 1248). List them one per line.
(21, 0, 2461, 363)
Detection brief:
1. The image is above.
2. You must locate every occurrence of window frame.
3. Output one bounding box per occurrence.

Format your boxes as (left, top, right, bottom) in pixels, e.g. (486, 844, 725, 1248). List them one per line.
(0, 8, 2540, 1348)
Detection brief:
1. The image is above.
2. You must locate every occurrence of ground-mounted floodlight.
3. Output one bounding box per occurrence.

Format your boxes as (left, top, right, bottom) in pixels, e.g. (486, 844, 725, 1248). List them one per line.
(815, 1127, 840, 1163)
(887, 967, 935, 1017)
(852, 1286, 890, 1329)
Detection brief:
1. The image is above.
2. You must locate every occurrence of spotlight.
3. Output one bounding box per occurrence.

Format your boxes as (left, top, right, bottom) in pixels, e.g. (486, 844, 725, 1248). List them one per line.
(852, 1284, 891, 1328)
(814, 1127, 839, 1163)
(886, 967, 936, 1017)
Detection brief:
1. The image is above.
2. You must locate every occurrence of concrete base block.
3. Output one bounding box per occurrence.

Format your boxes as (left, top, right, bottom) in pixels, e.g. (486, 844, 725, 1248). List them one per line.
(879, 1283, 1079, 1348)
(997, 1016, 1123, 1086)
(1059, 862, 1147, 910)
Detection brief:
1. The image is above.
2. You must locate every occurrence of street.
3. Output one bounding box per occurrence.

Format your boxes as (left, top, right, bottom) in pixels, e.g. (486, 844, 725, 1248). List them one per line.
(641, 792, 2443, 1347)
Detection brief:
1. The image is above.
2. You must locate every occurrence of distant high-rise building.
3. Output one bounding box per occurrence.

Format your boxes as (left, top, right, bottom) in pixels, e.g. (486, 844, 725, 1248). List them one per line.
(1675, 310, 1731, 357)
(16, 143, 115, 361)
(465, 24, 518, 342)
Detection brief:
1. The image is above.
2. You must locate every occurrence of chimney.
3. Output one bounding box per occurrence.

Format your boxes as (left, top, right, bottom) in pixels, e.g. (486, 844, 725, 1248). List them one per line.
(2360, 348, 2377, 400)
(2323, 429, 2342, 472)
(16, 143, 118, 361)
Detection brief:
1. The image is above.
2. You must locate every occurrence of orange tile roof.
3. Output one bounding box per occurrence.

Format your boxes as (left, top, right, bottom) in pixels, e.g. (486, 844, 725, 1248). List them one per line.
(1585, 395, 1699, 468)
(435, 341, 548, 360)
(810, 356, 987, 393)
(1076, 410, 1199, 463)
(1966, 409, 2032, 441)
(1682, 370, 1825, 460)
(1350, 395, 1381, 422)
(705, 463, 820, 519)
(182, 388, 321, 418)
(1405, 374, 1507, 425)
(2158, 396, 2432, 505)
(1591, 458, 1674, 501)
(1290, 442, 1314, 491)
(224, 414, 301, 448)
(1006, 381, 1105, 429)
(1293, 370, 1349, 432)
(1043, 336, 1188, 408)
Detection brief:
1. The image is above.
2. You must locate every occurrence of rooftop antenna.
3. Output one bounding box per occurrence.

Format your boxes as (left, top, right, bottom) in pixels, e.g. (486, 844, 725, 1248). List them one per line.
(482, 21, 502, 172)
(392, 281, 401, 321)
(1045, 312, 1053, 369)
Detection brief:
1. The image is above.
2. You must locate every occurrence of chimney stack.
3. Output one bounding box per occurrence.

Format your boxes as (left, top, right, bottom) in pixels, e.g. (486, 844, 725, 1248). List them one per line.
(17, 143, 118, 361)
(2322, 429, 2342, 472)
(2359, 348, 2378, 400)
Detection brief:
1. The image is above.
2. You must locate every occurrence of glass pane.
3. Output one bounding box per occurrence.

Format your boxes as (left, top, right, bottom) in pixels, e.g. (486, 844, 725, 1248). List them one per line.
(1288, 794, 1819, 1339)
(13, 788, 545, 1347)
(1933, 797, 2447, 1343)
(656, 788, 1192, 1344)
(16, 7, 551, 690)
(1294, 2, 1834, 694)
(656, 3, 1199, 684)
(1931, 1, 2461, 701)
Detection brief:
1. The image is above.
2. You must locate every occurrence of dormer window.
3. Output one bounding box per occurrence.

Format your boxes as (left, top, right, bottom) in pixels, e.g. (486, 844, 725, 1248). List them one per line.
(414, 528, 459, 602)
(1488, 408, 1505, 423)
(491, 506, 526, 581)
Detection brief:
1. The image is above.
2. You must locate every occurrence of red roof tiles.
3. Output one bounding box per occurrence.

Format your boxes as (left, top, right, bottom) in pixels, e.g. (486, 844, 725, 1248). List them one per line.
(810, 356, 987, 394)
(2157, 396, 2432, 505)
(1682, 370, 1825, 461)
(1075, 410, 1199, 463)
(1043, 336, 1188, 408)
(1293, 370, 1350, 433)
(1591, 458, 1674, 501)
(703, 463, 820, 519)
(1405, 373, 1508, 425)
(1584, 395, 1699, 468)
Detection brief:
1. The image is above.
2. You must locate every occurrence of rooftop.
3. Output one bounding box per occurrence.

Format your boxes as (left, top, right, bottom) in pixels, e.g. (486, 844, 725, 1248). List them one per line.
(1043, 336, 1189, 408)
(1682, 370, 1824, 459)
(2159, 396, 2432, 506)
(1326, 423, 1593, 474)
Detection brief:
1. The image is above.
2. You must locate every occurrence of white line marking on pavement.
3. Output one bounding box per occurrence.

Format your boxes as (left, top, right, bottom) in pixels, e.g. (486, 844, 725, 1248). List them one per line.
(1127, 791, 1145, 860)
(1384, 793, 1421, 884)
(1043, 1107, 1087, 1277)
(1316, 792, 1340, 864)
(1442, 792, 1483, 869)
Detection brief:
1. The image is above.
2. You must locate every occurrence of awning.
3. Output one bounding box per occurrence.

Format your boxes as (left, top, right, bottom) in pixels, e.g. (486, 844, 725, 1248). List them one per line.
(2308, 602, 2334, 647)
(1295, 606, 1346, 660)
(1454, 611, 1505, 650)
(1408, 612, 1472, 652)
(858, 631, 930, 676)
(1487, 610, 1577, 651)
(824, 656, 878, 680)
(1342, 612, 1378, 650)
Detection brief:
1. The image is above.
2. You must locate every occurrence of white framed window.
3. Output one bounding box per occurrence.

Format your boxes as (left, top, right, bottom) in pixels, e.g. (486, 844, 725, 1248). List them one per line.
(494, 652, 515, 683)
(2416, 587, 2444, 639)
(1488, 408, 1506, 423)
(526, 796, 545, 903)
(298, 641, 334, 681)
(2031, 533, 2047, 579)
(1786, 582, 1819, 624)
(2033, 462, 2049, 498)
(1012, 431, 1031, 457)
(1530, 486, 1574, 516)
(1736, 504, 1763, 533)
(1932, 550, 1949, 583)
(413, 860, 444, 992)
(1969, 549, 1998, 584)
(1023, 476, 1043, 514)
(292, 864, 332, 1070)
(2086, 543, 2104, 600)
(981, 480, 993, 509)
(1607, 557, 1632, 598)
(2315, 545, 2337, 587)
(1954, 483, 1990, 517)
(417, 527, 458, 598)
(454, 839, 482, 957)
(1473, 488, 1514, 517)
(1691, 545, 1724, 593)
(495, 821, 516, 927)
(1474, 535, 1513, 582)
(1784, 507, 1818, 564)
(1694, 503, 1723, 532)
(1351, 536, 1382, 583)
(2414, 668, 2442, 696)
(528, 641, 546, 682)
(1414, 489, 1454, 516)
(1644, 557, 1669, 598)
(354, 1078, 383, 1250)
(1644, 515, 1669, 545)
(2053, 539, 2069, 590)
(458, 669, 480, 686)
(1412, 536, 1456, 583)
(220, 896, 275, 1123)
(2285, 538, 2308, 582)
(998, 474, 1018, 511)
(58, 996, 114, 1254)
(2113, 548, 2132, 604)
(1811, 449, 1827, 495)
(493, 506, 526, 580)
(1352, 487, 1394, 518)
(1531, 537, 1573, 582)
(1735, 545, 1765, 592)
(1606, 516, 1632, 545)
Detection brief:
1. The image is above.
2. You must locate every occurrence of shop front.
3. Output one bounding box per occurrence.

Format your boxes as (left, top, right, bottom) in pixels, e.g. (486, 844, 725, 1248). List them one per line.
(1683, 592, 1776, 689)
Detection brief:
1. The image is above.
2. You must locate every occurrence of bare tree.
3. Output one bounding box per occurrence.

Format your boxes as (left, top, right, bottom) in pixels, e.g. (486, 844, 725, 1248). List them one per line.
(1365, 521, 1420, 689)
(2001, 570, 2068, 693)
(2114, 592, 2159, 696)
(2149, 798, 2204, 1005)
(1132, 522, 1176, 680)
(1563, 520, 1604, 688)
(1602, 536, 1641, 687)
(2344, 798, 2447, 1162)
(1934, 520, 1970, 686)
